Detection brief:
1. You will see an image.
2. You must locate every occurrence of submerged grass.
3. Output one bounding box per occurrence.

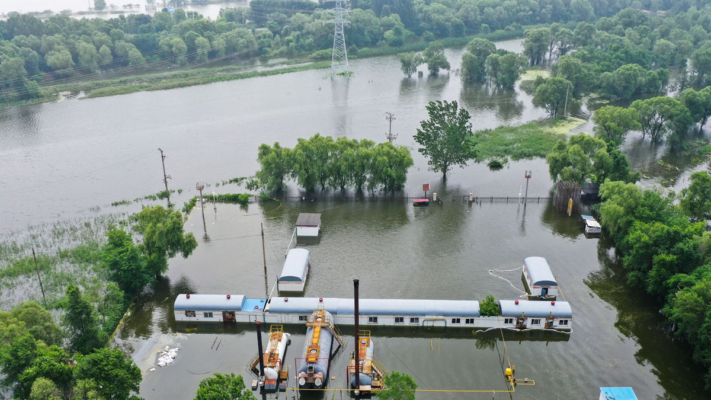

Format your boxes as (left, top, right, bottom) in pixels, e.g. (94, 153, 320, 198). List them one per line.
(473, 120, 569, 162)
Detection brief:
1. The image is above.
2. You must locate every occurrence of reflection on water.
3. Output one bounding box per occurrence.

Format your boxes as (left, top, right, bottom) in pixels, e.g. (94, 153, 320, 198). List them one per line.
(460, 83, 525, 122)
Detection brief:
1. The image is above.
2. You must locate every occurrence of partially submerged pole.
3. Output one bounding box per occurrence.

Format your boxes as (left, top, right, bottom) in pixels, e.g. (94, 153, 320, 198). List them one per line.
(354, 279, 360, 395)
(256, 321, 265, 381)
(32, 248, 46, 304)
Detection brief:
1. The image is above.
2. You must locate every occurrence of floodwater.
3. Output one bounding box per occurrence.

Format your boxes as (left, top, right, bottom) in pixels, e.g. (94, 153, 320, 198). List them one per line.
(1, 37, 710, 398)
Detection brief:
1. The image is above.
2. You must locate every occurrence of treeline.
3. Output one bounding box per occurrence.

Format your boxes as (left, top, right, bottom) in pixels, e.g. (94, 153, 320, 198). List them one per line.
(0, 205, 197, 399)
(255, 134, 414, 193)
(597, 173, 711, 388)
(1, 0, 700, 103)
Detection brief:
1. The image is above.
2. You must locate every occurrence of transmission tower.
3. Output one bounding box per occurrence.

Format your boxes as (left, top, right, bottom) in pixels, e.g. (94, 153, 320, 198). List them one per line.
(326, 0, 351, 76)
(385, 112, 397, 142)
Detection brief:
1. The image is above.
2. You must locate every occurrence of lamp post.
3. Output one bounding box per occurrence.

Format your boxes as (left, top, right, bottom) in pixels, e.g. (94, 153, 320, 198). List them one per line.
(196, 182, 206, 234)
(524, 171, 532, 206)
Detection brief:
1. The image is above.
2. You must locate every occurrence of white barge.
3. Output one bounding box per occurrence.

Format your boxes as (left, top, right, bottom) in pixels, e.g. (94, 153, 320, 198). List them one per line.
(174, 295, 573, 331)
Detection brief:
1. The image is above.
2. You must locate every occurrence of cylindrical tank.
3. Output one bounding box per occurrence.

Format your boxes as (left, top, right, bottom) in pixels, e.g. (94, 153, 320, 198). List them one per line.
(298, 313, 334, 389)
(264, 332, 290, 380)
(350, 339, 375, 389)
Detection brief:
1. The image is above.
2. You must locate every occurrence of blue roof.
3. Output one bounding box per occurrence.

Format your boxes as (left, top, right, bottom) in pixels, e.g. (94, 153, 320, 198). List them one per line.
(499, 300, 572, 318)
(600, 387, 638, 400)
(243, 298, 267, 312)
(279, 249, 309, 282)
(174, 294, 245, 311)
(581, 215, 594, 220)
(524, 257, 557, 286)
(268, 297, 481, 317)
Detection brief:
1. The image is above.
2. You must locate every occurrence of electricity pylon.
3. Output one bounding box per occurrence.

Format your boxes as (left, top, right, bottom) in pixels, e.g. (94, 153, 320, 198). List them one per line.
(326, 0, 350, 76)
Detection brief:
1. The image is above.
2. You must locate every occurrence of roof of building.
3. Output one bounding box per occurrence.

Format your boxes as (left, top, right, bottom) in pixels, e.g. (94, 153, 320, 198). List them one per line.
(523, 257, 557, 286)
(296, 213, 321, 227)
(279, 249, 310, 282)
(174, 294, 246, 311)
(585, 219, 601, 228)
(499, 300, 572, 318)
(268, 297, 481, 317)
(599, 387, 638, 400)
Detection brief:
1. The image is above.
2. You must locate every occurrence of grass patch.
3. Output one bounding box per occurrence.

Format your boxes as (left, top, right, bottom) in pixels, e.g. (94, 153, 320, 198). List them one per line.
(542, 117, 587, 135)
(472, 121, 567, 162)
(519, 69, 551, 81)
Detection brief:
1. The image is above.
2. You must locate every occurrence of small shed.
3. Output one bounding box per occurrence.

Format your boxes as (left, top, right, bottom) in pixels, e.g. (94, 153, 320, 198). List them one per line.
(296, 213, 321, 237)
(522, 257, 558, 298)
(278, 249, 310, 292)
(581, 183, 601, 203)
(599, 387, 638, 400)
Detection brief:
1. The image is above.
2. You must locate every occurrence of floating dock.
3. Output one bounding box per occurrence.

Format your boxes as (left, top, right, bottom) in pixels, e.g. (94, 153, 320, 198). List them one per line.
(174, 295, 572, 331)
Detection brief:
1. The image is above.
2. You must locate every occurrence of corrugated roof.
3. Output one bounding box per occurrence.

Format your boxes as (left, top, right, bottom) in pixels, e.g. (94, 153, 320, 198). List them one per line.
(524, 257, 557, 286)
(279, 249, 309, 282)
(174, 294, 245, 311)
(599, 387, 638, 400)
(268, 297, 481, 317)
(499, 300, 572, 318)
(296, 213, 321, 226)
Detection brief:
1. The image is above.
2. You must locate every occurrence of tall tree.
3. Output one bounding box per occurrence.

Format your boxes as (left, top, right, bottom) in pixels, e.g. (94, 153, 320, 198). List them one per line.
(523, 28, 551, 65)
(62, 285, 107, 354)
(74, 348, 142, 400)
(94, 0, 107, 11)
(423, 42, 449, 75)
(681, 172, 711, 223)
(292, 134, 334, 191)
(532, 77, 573, 118)
(592, 106, 641, 145)
(256, 142, 292, 191)
(414, 100, 474, 179)
(102, 227, 152, 296)
(398, 52, 422, 78)
(0, 333, 38, 394)
(195, 373, 256, 400)
(134, 205, 198, 277)
(680, 87, 711, 128)
(630, 97, 688, 142)
(379, 372, 417, 400)
(10, 302, 62, 347)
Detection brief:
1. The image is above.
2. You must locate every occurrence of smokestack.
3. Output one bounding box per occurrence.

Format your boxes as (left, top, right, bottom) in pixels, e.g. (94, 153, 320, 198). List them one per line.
(354, 279, 360, 394)
(256, 321, 265, 380)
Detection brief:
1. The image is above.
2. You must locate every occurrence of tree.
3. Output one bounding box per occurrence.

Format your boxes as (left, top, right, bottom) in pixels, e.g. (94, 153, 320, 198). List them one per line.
(573, 21, 596, 48)
(680, 87, 711, 128)
(479, 295, 498, 316)
(546, 133, 611, 184)
(487, 52, 526, 89)
(629, 97, 686, 142)
(532, 77, 572, 118)
(256, 142, 292, 191)
(62, 285, 107, 354)
(681, 172, 711, 223)
(423, 42, 449, 75)
(0, 333, 38, 394)
(102, 227, 152, 296)
(134, 205, 198, 277)
(571, 0, 595, 22)
(292, 134, 334, 191)
(94, 0, 107, 11)
(414, 100, 474, 179)
(553, 55, 593, 96)
(592, 106, 641, 145)
(10, 302, 63, 347)
(74, 348, 142, 400)
(19, 345, 74, 399)
(195, 373, 256, 400)
(523, 28, 551, 65)
(461, 53, 483, 82)
(29, 378, 61, 400)
(368, 143, 414, 192)
(653, 39, 677, 68)
(379, 372, 417, 400)
(398, 52, 422, 78)
(691, 48, 711, 86)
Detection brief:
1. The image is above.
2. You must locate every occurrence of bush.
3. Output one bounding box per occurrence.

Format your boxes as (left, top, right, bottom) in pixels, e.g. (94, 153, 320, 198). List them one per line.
(480, 295, 499, 316)
(308, 49, 331, 61)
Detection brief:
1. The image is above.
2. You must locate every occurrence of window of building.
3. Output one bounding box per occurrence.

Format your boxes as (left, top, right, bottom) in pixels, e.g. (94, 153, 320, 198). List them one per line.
(531, 318, 541, 325)
(203, 312, 213, 318)
(299, 315, 308, 321)
(504, 318, 514, 324)
(368, 317, 378, 323)
(451, 318, 461, 324)
(410, 317, 419, 324)
(394, 317, 404, 323)
(465, 318, 474, 324)
(559, 319, 568, 325)
(185, 310, 195, 317)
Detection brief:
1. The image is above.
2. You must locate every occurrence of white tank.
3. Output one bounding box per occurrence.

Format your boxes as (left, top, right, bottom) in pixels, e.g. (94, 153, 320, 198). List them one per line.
(263, 332, 290, 380)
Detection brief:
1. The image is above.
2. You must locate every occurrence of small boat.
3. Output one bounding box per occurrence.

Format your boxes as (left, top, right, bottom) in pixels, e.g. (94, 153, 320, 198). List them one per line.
(413, 199, 429, 206)
(582, 215, 601, 234)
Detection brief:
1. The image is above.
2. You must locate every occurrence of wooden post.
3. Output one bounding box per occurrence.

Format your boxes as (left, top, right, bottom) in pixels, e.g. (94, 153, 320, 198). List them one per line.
(32, 248, 46, 304)
(261, 223, 267, 274)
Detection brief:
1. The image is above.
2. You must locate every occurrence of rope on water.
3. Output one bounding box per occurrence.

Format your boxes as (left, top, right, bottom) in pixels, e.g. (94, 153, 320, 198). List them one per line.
(488, 267, 529, 298)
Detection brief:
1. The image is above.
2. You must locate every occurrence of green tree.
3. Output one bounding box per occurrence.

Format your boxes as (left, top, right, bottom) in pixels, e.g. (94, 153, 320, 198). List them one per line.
(399, 52, 422, 78)
(195, 373, 256, 400)
(423, 42, 449, 75)
(10, 302, 62, 347)
(74, 348, 142, 400)
(532, 77, 573, 118)
(681, 172, 711, 222)
(680, 87, 711, 128)
(523, 28, 551, 65)
(461, 52, 483, 82)
(630, 97, 686, 142)
(479, 295, 498, 316)
(98, 45, 113, 66)
(292, 134, 334, 191)
(19, 345, 74, 399)
(255, 142, 292, 191)
(29, 377, 62, 400)
(102, 227, 152, 296)
(571, 0, 595, 22)
(414, 100, 474, 179)
(487, 52, 526, 89)
(379, 372, 417, 400)
(0, 333, 38, 394)
(62, 285, 107, 354)
(553, 55, 593, 96)
(94, 0, 107, 11)
(592, 106, 641, 145)
(134, 205, 198, 277)
(368, 143, 414, 192)
(546, 133, 611, 184)
(691, 48, 711, 86)
(573, 21, 596, 48)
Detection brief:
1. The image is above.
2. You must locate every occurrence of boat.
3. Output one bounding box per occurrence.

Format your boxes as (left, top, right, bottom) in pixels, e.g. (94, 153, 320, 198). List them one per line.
(582, 215, 601, 234)
(413, 198, 429, 206)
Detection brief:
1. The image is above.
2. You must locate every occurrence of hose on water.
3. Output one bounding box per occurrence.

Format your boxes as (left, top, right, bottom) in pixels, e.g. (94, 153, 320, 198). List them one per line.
(488, 267, 529, 298)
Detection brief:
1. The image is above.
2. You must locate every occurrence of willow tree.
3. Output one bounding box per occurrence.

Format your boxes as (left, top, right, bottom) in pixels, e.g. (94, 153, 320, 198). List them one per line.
(256, 142, 292, 191)
(134, 205, 198, 277)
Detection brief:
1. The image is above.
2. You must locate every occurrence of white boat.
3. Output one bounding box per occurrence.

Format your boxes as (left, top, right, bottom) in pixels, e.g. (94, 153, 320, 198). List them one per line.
(582, 215, 601, 234)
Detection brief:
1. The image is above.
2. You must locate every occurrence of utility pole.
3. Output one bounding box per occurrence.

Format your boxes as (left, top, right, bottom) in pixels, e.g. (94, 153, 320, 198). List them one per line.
(158, 148, 171, 202)
(212, 191, 217, 221)
(32, 248, 46, 304)
(385, 112, 397, 143)
(196, 182, 206, 234)
(261, 223, 267, 275)
(524, 170, 532, 207)
(563, 82, 570, 117)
